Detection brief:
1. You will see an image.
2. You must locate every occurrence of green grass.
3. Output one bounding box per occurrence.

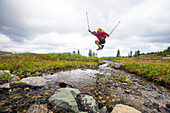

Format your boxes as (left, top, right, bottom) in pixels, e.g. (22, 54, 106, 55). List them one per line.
(101, 57, 121, 60)
(110, 56, 170, 88)
(0, 72, 12, 82)
(47, 53, 86, 60)
(122, 62, 169, 85)
(0, 53, 100, 82)
(47, 53, 100, 62)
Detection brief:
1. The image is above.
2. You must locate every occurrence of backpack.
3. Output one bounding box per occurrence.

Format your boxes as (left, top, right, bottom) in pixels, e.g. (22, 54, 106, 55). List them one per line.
(97, 28, 107, 39)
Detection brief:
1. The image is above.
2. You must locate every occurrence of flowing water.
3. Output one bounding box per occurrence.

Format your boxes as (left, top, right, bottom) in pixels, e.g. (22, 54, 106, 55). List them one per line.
(0, 60, 169, 113)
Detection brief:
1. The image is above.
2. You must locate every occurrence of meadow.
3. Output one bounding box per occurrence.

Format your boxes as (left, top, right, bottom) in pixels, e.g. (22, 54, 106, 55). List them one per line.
(106, 55, 170, 88)
(0, 51, 169, 88)
(0, 53, 100, 82)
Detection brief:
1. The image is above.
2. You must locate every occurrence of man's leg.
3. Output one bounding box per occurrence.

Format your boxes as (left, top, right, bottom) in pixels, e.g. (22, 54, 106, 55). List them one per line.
(101, 44, 104, 49)
(95, 40, 102, 50)
(99, 40, 105, 50)
(95, 40, 100, 47)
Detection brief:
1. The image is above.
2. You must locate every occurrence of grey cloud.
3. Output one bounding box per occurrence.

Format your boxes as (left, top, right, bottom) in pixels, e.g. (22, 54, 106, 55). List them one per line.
(0, 0, 81, 42)
(148, 36, 170, 43)
(0, 0, 170, 56)
(1, 0, 168, 43)
(0, 0, 31, 41)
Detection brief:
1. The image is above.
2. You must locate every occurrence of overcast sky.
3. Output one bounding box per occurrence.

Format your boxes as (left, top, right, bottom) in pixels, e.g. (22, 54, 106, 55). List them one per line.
(0, 0, 169, 57)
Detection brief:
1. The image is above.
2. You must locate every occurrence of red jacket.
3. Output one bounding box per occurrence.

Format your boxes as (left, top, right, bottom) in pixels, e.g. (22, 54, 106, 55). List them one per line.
(90, 31, 109, 40)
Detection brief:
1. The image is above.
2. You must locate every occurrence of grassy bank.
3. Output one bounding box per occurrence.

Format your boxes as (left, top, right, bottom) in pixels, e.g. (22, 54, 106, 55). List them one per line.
(104, 55, 170, 88)
(0, 53, 100, 82)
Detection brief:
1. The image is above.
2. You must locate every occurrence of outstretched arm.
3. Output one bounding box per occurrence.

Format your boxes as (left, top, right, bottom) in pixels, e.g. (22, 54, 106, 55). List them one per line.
(88, 30, 92, 34)
(104, 32, 110, 37)
(103, 32, 109, 37)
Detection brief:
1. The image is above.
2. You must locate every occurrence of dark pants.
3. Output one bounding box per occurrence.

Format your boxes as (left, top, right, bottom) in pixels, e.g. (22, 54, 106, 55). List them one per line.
(99, 39, 105, 45)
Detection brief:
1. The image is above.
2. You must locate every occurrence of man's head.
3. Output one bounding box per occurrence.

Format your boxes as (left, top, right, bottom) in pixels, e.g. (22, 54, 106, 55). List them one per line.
(92, 31, 97, 35)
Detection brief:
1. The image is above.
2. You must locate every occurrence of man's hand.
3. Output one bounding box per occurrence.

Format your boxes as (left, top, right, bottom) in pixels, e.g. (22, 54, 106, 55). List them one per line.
(88, 29, 91, 32)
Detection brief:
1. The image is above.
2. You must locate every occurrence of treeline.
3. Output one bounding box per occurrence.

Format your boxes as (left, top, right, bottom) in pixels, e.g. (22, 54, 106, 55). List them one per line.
(141, 47, 170, 56)
(116, 47, 170, 57)
(116, 49, 141, 57)
(73, 50, 97, 57)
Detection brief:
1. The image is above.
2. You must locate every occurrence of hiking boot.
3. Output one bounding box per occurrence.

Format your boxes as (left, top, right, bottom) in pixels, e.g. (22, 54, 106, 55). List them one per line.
(97, 46, 101, 51)
(101, 45, 104, 49)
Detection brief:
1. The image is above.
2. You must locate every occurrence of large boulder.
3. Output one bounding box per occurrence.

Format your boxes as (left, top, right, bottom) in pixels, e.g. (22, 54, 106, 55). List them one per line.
(111, 104, 141, 113)
(19, 77, 50, 87)
(76, 93, 98, 113)
(109, 62, 123, 69)
(48, 88, 80, 113)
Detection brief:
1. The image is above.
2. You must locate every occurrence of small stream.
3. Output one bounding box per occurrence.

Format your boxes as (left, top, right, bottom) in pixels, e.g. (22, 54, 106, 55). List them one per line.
(0, 60, 169, 113)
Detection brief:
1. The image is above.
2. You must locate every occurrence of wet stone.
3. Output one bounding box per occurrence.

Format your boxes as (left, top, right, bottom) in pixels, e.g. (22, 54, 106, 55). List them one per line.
(26, 104, 52, 113)
(0, 83, 10, 89)
(76, 93, 98, 113)
(57, 80, 68, 88)
(166, 103, 170, 108)
(19, 77, 51, 87)
(111, 104, 141, 113)
(48, 88, 80, 113)
(125, 89, 132, 93)
(143, 102, 154, 110)
(134, 92, 142, 96)
(24, 87, 30, 92)
(159, 107, 170, 113)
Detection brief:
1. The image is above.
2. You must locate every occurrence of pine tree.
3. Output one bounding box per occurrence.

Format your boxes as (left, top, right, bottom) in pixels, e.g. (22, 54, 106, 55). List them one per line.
(168, 47, 170, 50)
(77, 50, 80, 55)
(134, 51, 137, 57)
(93, 52, 95, 57)
(116, 49, 120, 57)
(137, 50, 140, 57)
(128, 51, 133, 57)
(134, 50, 140, 57)
(88, 50, 92, 57)
(130, 51, 132, 57)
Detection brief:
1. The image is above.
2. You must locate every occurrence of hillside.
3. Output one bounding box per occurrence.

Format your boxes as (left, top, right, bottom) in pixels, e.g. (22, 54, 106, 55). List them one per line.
(141, 47, 170, 56)
(0, 50, 12, 55)
(157, 47, 170, 56)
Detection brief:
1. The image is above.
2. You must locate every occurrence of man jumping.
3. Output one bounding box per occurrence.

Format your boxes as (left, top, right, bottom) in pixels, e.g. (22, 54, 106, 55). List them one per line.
(88, 28, 109, 50)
